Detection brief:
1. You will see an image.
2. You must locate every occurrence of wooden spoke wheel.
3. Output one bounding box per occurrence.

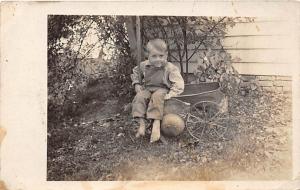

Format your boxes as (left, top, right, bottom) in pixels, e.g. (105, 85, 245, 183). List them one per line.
(186, 101, 230, 141)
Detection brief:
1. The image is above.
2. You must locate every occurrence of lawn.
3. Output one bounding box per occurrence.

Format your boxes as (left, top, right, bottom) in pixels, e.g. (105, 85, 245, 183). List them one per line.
(47, 84, 292, 180)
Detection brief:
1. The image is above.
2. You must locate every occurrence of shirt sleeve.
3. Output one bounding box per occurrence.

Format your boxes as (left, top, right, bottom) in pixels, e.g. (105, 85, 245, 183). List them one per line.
(168, 66, 184, 97)
(131, 62, 145, 86)
(131, 65, 140, 86)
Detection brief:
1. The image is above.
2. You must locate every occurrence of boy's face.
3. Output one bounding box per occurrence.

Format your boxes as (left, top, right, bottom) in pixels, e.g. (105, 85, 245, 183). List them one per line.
(148, 48, 168, 67)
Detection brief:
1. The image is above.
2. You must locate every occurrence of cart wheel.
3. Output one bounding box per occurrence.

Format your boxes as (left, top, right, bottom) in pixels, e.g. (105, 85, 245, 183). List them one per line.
(186, 101, 230, 141)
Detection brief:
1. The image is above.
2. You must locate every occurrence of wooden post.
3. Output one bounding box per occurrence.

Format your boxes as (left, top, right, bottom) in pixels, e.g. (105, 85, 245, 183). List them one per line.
(136, 16, 142, 83)
(125, 17, 137, 59)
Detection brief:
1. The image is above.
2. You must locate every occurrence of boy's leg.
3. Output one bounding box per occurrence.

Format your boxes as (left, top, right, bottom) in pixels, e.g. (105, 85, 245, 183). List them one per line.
(146, 88, 168, 120)
(136, 118, 146, 138)
(146, 88, 169, 142)
(150, 119, 161, 143)
(132, 89, 151, 137)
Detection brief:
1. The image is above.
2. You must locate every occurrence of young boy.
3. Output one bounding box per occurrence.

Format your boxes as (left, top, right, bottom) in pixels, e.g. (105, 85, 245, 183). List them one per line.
(131, 39, 184, 143)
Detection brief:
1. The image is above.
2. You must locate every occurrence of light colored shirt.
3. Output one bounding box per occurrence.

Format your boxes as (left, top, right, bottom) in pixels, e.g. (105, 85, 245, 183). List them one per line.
(131, 60, 184, 97)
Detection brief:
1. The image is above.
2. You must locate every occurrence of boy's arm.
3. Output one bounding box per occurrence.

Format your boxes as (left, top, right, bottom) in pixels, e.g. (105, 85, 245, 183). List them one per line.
(165, 66, 184, 99)
(131, 65, 141, 86)
(131, 63, 144, 93)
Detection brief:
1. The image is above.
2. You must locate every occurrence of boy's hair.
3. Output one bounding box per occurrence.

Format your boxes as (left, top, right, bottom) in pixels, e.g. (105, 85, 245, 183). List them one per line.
(146, 39, 168, 54)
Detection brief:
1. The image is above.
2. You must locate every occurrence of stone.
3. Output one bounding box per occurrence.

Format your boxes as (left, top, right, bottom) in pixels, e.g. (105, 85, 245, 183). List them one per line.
(276, 76, 292, 81)
(256, 75, 275, 81)
(274, 80, 291, 87)
(262, 86, 275, 92)
(275, 86, 283, 91)
(258, 81, 274, 87)
(241, 75, 256, 82)
(283, 86, 292, 92)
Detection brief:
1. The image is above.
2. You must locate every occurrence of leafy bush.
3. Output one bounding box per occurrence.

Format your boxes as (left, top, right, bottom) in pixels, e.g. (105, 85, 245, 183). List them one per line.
(193, 49, 241, 95)
(141, 16, 254, 96)
(47, 15, 255, 120)
(48, 15, 95, 119)
(48, 15, 135, 119)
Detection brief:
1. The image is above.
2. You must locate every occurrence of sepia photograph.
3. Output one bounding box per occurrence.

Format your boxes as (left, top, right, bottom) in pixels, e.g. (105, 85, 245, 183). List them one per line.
(47, 15, 293, 181)
(1, 1, 299, 190)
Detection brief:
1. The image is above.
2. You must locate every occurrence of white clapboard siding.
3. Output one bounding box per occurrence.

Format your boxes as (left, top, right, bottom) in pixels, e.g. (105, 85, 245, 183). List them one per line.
(168, 18, 296, 76)
(224, 19, 295, 75)
(225, 20, 291, 36)
(169, 35, 291, 50)
(171, 61, 292, 76)
(231, 63, 291, 76)
(222, 35, 291, 49)
(226, 49, 293, 64)
(170, 48, 293, 64)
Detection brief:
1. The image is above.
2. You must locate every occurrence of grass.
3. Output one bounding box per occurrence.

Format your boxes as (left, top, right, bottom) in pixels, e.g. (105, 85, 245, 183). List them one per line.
(47, 89, 292, 180)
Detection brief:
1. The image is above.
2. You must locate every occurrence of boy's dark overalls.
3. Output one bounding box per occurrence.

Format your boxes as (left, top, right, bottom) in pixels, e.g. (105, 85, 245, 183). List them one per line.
(131, 60, 184, 121)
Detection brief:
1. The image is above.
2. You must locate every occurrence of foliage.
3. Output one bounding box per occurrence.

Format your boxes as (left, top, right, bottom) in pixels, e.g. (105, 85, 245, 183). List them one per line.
(193, 48, 241, 95)
(48, 15, 104, 118)
(92, 16, 136, 99)
(48, 15, 255, 119)
(141, 16, 254, 95)
(48, 15, 137, 119)
(48, 87, 292, 180)
(239, 79, 262, 97)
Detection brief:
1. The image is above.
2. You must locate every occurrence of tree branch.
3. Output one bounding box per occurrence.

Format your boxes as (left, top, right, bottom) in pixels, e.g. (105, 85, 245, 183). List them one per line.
(167, 17, 184, 73)
(187, 17, 226, 62)
(73, 20, 95, 66)
(155, 17, 180, 62)
(79, 43, 100, 61)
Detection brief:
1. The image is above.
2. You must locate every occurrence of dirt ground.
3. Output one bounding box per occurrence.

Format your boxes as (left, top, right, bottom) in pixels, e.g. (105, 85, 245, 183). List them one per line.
(47, 83, 292, 181)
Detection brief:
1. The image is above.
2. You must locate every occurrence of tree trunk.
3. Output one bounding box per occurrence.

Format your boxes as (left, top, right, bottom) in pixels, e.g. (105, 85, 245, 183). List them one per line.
(125, 16, 137, 61)
(179, 54, 183, 77)
(136, 16, 142, 83)
(183, 26, 189, 82)
(136, 16, 142, 65)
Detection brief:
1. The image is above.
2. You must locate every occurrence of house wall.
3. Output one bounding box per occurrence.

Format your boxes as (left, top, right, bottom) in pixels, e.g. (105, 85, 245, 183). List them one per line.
(241, 74, 292, 92)
(167, 18, 296, 75)
(223, 18, 296, 76)
(225, 18, 295, 92)
(164, 17, 296, 92)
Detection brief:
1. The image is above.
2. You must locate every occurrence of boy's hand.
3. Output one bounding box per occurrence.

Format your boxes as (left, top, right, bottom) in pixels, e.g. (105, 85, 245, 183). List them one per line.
(164, 93, 172, 100)
(135, 84, 143, 93)
(164, 91, 177, 100)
